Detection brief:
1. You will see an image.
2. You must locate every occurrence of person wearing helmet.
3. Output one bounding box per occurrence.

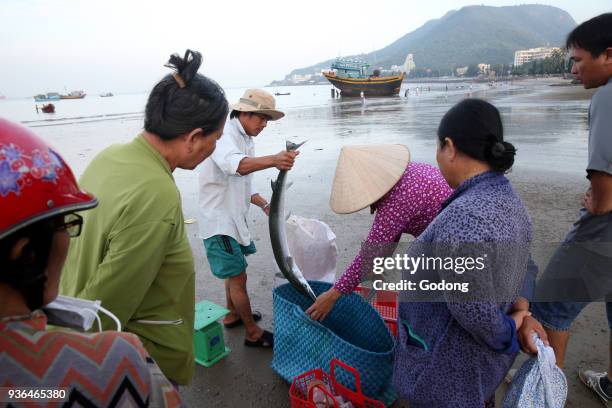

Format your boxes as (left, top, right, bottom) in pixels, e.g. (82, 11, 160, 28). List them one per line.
(0, 118, 181, 406)
(59, 50, 228, 386)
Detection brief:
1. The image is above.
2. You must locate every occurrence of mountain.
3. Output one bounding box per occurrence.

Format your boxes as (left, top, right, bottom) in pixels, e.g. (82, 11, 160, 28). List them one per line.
(283, 4, 576, 79)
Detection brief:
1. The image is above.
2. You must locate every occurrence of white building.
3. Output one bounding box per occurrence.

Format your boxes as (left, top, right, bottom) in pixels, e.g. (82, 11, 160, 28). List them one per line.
(456, 66, 469, 76)
(291, 73, 312, 82)
(403, 53, 416, 74)
(478, 63, 490, 75)
(514, 47, 560, 66)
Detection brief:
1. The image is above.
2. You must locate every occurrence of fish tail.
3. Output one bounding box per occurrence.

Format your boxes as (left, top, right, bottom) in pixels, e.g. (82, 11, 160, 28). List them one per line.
(286, 140, 307, 151)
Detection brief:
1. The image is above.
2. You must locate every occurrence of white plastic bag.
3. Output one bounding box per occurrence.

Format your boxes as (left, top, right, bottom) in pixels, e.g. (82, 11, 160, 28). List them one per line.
(274, 215, 337, 286)
(503, 334, 567, 408)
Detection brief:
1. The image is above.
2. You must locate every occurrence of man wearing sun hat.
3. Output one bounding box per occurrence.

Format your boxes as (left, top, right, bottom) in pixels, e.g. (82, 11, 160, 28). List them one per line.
(198, 88, 298, 348)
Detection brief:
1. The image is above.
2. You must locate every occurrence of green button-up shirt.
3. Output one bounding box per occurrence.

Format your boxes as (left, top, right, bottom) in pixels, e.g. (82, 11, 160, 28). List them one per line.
(60, 134, 195, 385)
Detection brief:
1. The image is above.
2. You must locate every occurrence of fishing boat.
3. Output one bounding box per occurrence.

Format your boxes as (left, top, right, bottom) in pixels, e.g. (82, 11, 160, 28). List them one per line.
(34, 92, 61, 102)
(41, 103, 55, 113)
(60, 90, 86, 99)
(323, 58, 404, 97)
(274, 92, 290, 96)
(100, 92, 114, 97)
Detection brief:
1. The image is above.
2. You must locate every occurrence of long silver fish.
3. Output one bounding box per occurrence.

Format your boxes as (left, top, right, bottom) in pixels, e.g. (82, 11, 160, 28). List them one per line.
(269, 140, 317, 302)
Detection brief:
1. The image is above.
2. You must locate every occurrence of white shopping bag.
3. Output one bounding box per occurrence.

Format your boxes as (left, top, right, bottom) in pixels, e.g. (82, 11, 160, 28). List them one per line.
(503, 334, 567, 408)
(273, 215, 337, 286)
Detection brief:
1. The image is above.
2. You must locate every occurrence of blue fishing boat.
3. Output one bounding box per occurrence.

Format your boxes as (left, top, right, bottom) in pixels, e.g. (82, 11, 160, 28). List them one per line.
(34, 92, 61, 102)
(323, 58, 404, 97)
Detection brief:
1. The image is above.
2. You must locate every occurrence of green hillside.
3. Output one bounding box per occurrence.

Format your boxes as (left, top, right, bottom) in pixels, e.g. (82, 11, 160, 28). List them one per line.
(287, 4, 576, 78)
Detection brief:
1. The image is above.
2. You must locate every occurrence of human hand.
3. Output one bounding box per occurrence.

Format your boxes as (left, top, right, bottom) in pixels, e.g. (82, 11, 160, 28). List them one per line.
(274, 150, 299, 171)
(510, 297, 529, 314)
(510, 309, 531, 331)
(582, 189, 593, 213)
(262, 203, 270, 216)
(517, 315, 549, 354)
(305, 288, 341, 321)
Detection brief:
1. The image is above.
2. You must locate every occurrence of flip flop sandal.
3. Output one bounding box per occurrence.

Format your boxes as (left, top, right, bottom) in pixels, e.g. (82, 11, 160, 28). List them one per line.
(244, 330, 274, 348)
(223, 311, 262, 329)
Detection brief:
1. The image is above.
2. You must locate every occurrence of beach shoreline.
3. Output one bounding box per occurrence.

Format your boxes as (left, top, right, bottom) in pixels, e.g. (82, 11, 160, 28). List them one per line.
(19, 78, 605, 407)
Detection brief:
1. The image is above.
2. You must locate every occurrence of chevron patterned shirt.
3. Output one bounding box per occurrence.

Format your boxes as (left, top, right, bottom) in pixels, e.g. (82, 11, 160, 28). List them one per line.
(0, 311, 181, 407)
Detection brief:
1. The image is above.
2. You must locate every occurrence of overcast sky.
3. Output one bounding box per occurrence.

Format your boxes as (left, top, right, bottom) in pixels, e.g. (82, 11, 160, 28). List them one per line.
(0, 0, 609, 97)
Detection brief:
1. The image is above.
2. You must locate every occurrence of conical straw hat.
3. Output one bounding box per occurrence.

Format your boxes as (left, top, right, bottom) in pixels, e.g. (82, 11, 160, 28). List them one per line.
(330, 144, 410, 214)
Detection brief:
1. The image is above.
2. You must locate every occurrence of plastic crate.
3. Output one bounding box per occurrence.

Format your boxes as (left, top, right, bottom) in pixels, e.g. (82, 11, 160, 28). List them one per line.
(289, 359, 384, 408)
(355, 286, 398, 336)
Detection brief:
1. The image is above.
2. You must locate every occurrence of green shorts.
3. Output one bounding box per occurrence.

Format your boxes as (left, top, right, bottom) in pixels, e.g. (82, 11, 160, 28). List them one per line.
(203, 235, 257, 279)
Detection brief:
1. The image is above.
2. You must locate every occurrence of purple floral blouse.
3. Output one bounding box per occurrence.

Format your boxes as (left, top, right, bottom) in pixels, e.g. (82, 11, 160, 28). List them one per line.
(333, 162, 453, 294)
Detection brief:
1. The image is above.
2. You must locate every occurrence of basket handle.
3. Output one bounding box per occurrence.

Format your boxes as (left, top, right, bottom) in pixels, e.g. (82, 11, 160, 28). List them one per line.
(307, 382, 340, 408)
(330, 358, 363, 396)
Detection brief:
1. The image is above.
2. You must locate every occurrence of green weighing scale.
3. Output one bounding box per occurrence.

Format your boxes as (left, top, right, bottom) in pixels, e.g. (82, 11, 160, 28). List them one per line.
(194, 300, 231, 367)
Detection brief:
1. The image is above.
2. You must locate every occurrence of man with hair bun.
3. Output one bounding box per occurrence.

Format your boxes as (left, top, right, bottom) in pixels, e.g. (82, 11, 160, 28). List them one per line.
(524, 13, 612, 406)
(60, 49, 229, 386)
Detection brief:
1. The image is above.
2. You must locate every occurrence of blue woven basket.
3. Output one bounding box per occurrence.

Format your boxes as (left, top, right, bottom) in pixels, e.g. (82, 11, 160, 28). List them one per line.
(272, 281, 396, 406)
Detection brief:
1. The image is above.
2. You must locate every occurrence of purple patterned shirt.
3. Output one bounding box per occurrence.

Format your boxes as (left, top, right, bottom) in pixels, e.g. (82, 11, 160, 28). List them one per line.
(333, 162, 453, 294)
(394, 171, 532, 407)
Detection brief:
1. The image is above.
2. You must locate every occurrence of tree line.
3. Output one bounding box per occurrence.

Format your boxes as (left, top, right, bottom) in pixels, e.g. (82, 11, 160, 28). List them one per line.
(406, 49, 568, 78)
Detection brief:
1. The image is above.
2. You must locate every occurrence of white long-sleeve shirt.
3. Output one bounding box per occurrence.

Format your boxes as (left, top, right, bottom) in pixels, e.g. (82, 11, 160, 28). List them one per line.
(197, 118, 255, 245)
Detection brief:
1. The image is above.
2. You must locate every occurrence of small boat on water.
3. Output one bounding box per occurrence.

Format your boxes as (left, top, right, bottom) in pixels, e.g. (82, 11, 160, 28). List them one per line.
(323, 58, 404, 97)
(0, 94, 6, 100)
(60, 90, 86, 99)
(41, 103, 55, 113)
(100, 92, 114, 97)
(34, 92, 61, 102)
(274, 92, 290, 96)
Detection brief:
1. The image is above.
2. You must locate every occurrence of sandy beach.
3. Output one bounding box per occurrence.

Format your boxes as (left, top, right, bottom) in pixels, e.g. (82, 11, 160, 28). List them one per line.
(9, 78, 606, 407)
(176, 169, 605, 408)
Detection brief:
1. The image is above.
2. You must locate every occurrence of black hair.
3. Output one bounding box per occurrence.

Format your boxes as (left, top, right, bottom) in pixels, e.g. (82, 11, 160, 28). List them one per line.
(0, 218, 57, 311)
(229, 110, 264, 120)
(437, 99, 516, 172)
(144, 50, 229, 140)
(566, 13, 612, 58)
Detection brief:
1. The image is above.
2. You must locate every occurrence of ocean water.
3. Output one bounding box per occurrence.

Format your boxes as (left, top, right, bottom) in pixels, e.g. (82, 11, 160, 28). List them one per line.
(0, 80, 591, 195)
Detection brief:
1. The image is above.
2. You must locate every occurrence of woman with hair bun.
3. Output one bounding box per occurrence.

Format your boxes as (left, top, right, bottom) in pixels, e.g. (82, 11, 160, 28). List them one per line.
(393, 99, 535, 407)
(60, 49, 228, 386)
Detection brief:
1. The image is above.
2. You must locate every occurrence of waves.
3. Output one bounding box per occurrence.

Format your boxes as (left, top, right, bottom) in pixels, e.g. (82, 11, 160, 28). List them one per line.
(23, 112, 143, 128)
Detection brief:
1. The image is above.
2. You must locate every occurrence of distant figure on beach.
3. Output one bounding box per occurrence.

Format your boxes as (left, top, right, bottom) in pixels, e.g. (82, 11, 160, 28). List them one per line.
(60, 49, 229, 387)
(0, 119, 180, 406)
(392, 99, 533, 407)
(198, 89, 295, 349)
(404, 89, 409, 97)
(306, 146, 452, 321)
(35, 104, 38, 113)
(526, 13, 612, 405)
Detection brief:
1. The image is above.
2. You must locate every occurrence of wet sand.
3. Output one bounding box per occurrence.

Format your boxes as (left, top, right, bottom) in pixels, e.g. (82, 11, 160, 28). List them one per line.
(177, 168, 605, 408)
(28, 78, 607, 407)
